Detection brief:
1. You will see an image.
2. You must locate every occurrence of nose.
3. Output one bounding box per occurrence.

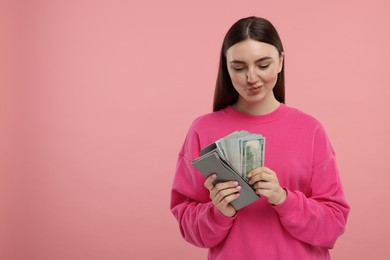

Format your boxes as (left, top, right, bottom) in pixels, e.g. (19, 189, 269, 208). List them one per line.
(246, 68, 259, 84)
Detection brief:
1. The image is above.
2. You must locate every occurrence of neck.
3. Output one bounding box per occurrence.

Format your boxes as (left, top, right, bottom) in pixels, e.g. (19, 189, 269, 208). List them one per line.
(233, 98, 281, 116)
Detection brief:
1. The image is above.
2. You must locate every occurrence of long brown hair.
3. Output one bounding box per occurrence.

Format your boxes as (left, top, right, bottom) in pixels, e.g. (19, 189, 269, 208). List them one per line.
(213, 16, 285, 111)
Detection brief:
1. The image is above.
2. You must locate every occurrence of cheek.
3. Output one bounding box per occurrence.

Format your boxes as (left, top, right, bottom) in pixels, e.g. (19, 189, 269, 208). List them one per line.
(229, 73, 246, 86)
(261, 69, 279, 83)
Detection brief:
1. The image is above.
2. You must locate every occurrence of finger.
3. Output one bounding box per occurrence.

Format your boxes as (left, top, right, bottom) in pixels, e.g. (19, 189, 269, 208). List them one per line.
(204, 174, 217, 190)
(248, 172, 270, 185)
(249, 168, 277, 184)
(214, 181, 239, 191)
(216, 192, 241, 208)
(247, 166, 273, 178)
(247, 167, 263, 178)
(253, 180, 274, 190)
(211, 181, 239, 200)
(213, 186, 242, 205)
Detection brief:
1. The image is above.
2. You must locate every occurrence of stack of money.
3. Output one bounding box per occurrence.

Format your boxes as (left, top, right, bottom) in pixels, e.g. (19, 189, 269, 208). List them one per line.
(215, 131, 265, 181)
(192, 130, 265, 209)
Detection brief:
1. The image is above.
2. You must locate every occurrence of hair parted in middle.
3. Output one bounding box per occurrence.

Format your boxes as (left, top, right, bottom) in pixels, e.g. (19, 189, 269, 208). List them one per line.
(213, 16, 285, 112)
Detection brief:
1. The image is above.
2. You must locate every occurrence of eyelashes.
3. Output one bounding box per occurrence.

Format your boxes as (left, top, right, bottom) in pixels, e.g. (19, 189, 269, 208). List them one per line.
(232, 64, 270, 71)
(258, 64, 270, 69)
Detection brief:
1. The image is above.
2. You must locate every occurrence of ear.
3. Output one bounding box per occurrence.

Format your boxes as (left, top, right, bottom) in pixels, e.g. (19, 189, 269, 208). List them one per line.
(278, 52, 284, 73)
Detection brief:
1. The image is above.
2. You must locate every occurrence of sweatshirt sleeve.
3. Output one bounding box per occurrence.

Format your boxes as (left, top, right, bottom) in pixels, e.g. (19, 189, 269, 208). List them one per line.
(273, 125, 350, 249)
(170, 126, 235, 248)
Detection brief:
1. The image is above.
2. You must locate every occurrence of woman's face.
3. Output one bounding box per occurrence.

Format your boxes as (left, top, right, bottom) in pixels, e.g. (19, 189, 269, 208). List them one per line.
(226, 39, 283, 110)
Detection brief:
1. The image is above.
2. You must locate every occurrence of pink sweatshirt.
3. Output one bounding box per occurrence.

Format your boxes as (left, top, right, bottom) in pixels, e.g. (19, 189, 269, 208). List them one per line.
(170, 104, 350, 260)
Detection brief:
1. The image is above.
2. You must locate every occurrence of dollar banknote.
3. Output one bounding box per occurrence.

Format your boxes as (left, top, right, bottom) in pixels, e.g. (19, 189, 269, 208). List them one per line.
(241, 137, 265, 181)
(211, 130, 265, 181)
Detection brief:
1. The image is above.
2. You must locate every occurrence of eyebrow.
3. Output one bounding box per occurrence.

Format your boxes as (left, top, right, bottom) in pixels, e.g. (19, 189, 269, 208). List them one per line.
(230, 57, 273, 64)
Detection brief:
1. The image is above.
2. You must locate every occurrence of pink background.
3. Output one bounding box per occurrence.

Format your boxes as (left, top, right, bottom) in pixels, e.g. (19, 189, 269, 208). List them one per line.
(1, 0, 390, 259)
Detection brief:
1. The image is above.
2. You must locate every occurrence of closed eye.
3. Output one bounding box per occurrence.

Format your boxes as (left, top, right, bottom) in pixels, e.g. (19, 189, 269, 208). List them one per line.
(258, 64, 270, 70)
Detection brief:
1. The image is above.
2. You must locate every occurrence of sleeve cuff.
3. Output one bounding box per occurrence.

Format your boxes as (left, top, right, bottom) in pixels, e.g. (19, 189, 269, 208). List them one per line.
(209, 202, 237, 226)
(273, 188, 300, 218)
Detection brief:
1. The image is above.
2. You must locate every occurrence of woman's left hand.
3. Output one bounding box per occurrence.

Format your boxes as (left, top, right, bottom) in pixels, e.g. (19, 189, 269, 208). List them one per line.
(247, 166, 286, 205)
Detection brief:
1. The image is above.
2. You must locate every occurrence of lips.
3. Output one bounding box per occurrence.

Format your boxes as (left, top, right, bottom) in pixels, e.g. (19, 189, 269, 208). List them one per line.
(248, 85, 262, 94)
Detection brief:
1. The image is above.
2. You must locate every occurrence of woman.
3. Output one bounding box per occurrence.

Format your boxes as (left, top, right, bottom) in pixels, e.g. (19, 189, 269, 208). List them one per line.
(170, 16, 350, 259)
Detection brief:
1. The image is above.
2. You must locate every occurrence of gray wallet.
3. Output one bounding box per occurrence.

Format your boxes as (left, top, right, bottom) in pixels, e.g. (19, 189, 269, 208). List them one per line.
(192, 144, 259, 210)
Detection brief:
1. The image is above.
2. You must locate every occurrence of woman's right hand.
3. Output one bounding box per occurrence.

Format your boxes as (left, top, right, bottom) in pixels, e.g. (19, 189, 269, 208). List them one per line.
(204, 174, 241, 217)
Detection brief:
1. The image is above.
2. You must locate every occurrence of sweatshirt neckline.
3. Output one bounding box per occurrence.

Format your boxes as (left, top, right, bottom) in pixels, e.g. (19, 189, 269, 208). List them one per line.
(222, 103, 289, 124)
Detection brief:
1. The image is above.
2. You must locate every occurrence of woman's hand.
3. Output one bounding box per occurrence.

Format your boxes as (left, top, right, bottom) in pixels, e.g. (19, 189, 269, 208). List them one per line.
(248, 167, 286, 205)
(204, 174, 241, 217)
